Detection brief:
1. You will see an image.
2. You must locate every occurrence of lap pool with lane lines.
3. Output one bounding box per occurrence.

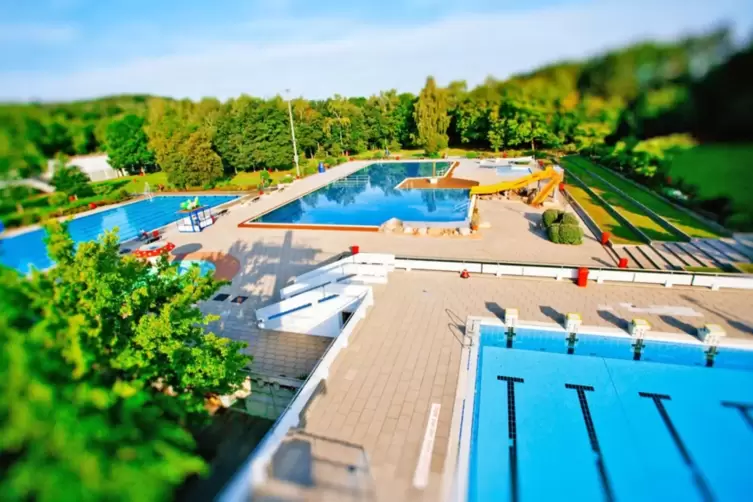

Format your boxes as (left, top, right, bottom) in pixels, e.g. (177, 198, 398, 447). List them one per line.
(467, 326, 753, 502)
(0, 195, 238, 274)
(252, 161, 470, 227)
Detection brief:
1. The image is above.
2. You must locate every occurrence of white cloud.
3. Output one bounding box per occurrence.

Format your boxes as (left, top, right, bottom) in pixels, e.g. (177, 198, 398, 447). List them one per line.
(0, 23, 78, 45)
(1, 0, 751, 101)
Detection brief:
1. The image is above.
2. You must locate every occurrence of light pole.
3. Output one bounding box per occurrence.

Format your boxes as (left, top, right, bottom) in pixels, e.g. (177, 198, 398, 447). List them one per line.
(285, 89, 300, 178)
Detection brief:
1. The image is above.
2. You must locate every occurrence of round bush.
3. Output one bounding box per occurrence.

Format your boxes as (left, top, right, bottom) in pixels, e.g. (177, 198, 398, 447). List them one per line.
(465, 151, 479, 159)
(542, 209, 562, 228)
(560, 212, 579, 226)
(49, 192, 69, 207)
(559, 224, 584, 245)
(547, 223, 561, 243)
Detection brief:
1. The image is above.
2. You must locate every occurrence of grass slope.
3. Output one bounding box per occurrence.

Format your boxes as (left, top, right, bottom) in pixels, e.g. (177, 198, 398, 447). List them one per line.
(565, 156, 721, 238)
(561, 157, 677, 241)
(564, 183, 642, 244)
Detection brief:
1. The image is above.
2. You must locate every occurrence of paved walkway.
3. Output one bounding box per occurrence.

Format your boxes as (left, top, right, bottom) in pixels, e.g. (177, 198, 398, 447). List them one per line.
(293, 271, 753, 501)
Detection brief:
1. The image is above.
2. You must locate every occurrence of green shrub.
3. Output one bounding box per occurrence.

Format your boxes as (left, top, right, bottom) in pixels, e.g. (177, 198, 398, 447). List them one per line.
(114, 189, 130, 202)
(303, 165, 318, 176)
(52, 165, 93, 197)
(49, 192, 69, 207)
(559, 224, 584, 245)
(93, 184, 114, 195)
(542, 209, 562, 228)
(373, 151, 385, 160)
(259, 170, 271, 187)
(547, 223, 561, 243)
(336, 157, 347, 165)
(323, 157, 336, 167)
(465, 151, 479, 159)
(560, 212, 579, 226)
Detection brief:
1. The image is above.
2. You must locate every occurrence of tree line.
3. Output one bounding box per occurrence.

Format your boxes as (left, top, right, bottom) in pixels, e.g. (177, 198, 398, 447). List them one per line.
(2, 28, 750, 190)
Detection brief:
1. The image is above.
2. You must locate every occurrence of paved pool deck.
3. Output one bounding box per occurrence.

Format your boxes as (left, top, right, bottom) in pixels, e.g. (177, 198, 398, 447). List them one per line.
(271, 270, 753, 501)
(149, 159, 753, 500)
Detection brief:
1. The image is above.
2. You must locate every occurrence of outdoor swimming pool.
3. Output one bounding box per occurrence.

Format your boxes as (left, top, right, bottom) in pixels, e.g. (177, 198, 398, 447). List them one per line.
(0, 195, 237, 274)
(467, 325, 753, 502)
(175, 259, 217, 277)
(253, 162, 469, 227)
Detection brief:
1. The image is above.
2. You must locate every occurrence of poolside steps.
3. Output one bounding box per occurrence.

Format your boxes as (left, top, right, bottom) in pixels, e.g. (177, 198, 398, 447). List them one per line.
(723, 237, 753, 260)
(656, 243, 693, 268)
(648, 244, 685, 270)
(703, 239, 749, 262)
(636, 245, 674, 270)
(622, 246, 651, 269)
(691, 240, 736, 267)
(256, 430, 375, 501)
(673, 242, 718, 268)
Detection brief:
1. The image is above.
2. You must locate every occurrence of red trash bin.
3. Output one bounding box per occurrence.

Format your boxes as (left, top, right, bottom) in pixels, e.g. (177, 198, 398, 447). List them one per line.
(350, 245, 360, 255)
(600, 231, 611, 245)
(577, 267, 589, 287)
(618, 258, 628, 269)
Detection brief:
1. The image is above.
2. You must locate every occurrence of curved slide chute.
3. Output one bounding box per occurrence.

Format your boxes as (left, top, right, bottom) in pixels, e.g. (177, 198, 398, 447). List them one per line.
(470, 166, 562, 201)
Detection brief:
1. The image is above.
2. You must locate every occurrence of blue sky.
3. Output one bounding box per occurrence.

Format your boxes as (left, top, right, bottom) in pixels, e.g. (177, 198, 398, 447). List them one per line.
(1, 0, 751, 102)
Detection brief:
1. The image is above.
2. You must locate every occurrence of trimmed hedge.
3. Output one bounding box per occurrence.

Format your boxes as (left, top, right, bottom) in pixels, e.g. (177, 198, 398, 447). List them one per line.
(542, 209, 561, 228)
(559, 224, 584, 245)
(541, 209, 583, 245)
(560, 212, 579, 226)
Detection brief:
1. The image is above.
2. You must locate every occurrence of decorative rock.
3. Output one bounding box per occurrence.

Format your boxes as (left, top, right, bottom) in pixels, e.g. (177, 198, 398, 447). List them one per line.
(458, 227, 471, 236)
(416, 227, 427, 236)
(479, 221, 492, 229)
(403, 226, 414, 234)
(383, 217, 402, 231)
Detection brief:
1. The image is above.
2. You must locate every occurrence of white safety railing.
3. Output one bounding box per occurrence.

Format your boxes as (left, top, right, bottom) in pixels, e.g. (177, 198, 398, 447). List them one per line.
(393, 256, 753, 291)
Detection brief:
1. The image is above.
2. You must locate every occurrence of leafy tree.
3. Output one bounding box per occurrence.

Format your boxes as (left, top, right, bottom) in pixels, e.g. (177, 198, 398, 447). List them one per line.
(51, 161, 93, 197)
(105, 114, 157, 174)
(413, 76, 451, 155)
(0, 222, 250, 501)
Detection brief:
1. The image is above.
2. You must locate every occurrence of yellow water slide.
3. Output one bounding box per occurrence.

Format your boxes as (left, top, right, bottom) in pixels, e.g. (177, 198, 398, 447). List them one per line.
(470, 166, 560, 196)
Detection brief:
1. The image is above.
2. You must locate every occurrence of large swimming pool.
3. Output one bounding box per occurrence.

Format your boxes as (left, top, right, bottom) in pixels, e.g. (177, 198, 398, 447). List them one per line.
(0, 195, 237, 274)
(253, 162, 470, 227)
(468, 325, 753, 502)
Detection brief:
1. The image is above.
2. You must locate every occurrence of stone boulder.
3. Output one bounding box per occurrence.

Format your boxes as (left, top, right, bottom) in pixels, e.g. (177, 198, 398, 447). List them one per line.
(458, 227, 471, 236)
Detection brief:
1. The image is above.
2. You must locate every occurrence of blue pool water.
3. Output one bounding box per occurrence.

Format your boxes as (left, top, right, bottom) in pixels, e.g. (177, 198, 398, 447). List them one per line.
(175, 259, 216, 276)
(0, 195, 237, 274)
(497, 166, 532, 177)
(255, 162, 469, 226)
(469, 326, 753, 502)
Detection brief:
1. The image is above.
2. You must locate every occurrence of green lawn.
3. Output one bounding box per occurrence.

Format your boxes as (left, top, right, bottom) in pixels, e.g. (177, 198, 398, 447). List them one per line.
(736, 263, 753, 274)
(565, 156, 721, 238)
(561, 157, 679, 241)
(685, 266, 724, 273)
(564, 183, 642, 244)
(224, 169, 296, 187)
(667, 144, 753, 230)
(94, 172, 168, 193)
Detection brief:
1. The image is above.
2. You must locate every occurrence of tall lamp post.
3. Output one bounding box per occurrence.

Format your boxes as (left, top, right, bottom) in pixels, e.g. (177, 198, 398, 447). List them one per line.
(285, 89, 300, 178)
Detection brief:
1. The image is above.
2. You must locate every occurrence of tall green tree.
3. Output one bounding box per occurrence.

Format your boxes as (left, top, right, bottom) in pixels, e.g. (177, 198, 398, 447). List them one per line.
(105, 114, 157, 174)
(146, 99, 223, 187)
(0, 223, 249, 501)
(413, 77, 450, 155)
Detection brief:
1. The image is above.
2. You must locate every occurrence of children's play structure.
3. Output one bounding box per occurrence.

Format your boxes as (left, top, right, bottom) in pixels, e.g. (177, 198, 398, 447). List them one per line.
(470, 166, 564, 206)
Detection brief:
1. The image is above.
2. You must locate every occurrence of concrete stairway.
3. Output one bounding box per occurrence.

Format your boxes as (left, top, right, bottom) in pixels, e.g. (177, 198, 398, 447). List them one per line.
(255, 430, 375, 501)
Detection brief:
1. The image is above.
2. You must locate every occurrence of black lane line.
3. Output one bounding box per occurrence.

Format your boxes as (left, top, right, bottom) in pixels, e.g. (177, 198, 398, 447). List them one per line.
(498, 376, 524, 502)
(565, 384, 615, 502)
(721, 401, 753, 432)
(639, 392, 715, 502)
